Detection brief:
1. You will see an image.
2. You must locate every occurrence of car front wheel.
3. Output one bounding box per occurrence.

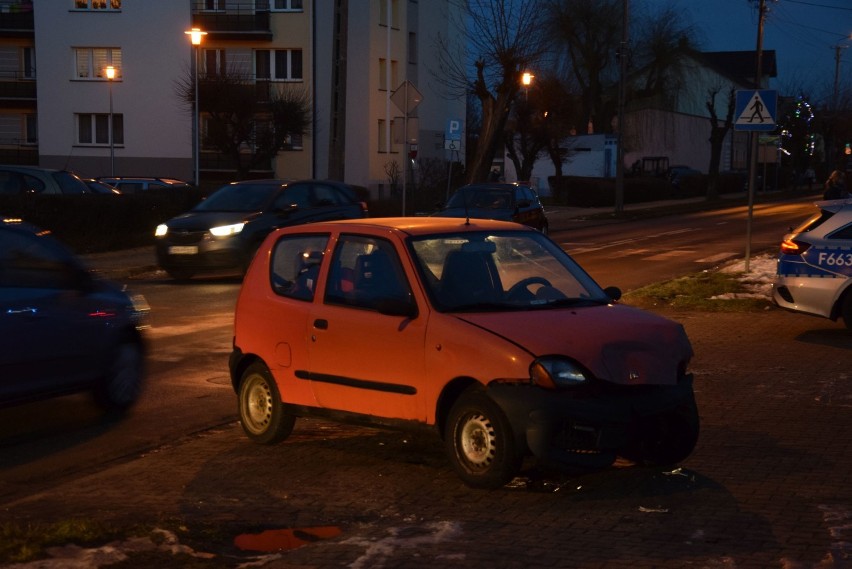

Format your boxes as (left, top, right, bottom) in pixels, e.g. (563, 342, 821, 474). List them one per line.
(238, 362, 295, 445)
(444, 388, 523, 489)
(93, 340, 145, 412)
(841, 292, 852, 332)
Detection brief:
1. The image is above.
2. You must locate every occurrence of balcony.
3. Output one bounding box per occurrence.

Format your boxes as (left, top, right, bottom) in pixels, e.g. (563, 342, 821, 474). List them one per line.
(0, 72, 36, 107)
(0, 2, 34, 38)
(191, 1, 272, 41)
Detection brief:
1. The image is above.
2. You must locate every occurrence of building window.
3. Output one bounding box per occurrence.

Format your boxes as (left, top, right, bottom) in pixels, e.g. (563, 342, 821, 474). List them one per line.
(270, 0, 303, 10)
(203, 49, 227, 78)
(25, 114, 37, 144)
(408, 32, 417, 64)
(378, 119, 398, 153)
(77, 113, 123, 146)
(22, 47, 35, 79)
(379, 0, 400, 27)
(378, 58, 398, 91)
(201, 0, 224, 10)
(74, 0, 121, 9)
(255, 49, 302, 81)
(75, 48, 121, 80)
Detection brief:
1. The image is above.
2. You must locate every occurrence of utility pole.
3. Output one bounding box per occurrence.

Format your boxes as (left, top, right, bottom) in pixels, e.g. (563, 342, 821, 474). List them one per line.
(745, 0, 768, 272)
(614, 0, 629, 214)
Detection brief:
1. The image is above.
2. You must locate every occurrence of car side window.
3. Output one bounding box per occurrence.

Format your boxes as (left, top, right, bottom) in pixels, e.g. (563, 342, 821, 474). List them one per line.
(312, 183, 345, 206)
(830, 222, 852, 240)
(0, 229, 81, 289)
(324, 236, 411, 311)
(272, 184, 311, 211)
(53, 171, 87, 195)
(269, 234, 329, 301)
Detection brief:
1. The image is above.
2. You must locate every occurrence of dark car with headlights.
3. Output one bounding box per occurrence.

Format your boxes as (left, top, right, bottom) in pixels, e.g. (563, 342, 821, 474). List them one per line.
(434, 182, 549, 234)
(154, 179, 368, 280)
(0, 218, 148, 410)
(230, 217, 698, 488)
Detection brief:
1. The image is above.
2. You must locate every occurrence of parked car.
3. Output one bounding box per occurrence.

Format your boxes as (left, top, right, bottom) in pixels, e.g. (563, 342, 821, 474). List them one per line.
(82, 178, 121, 195)
(97, 177, 194, 194)
(0, 218, 149, 411)
(154, 179, 369, 280)
(773, 199, 852, 331)
(0, 165, 93, 195)
(229, 217, 699, 488)
(434, 183, 549, 234)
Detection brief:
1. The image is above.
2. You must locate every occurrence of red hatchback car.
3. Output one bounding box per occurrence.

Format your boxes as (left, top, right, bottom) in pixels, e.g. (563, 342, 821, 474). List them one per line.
(229, 217, 698, 488)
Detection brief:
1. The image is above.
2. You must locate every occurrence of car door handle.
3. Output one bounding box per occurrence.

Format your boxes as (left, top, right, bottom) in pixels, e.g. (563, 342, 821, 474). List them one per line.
(313, 319, 328, 330)
(6, 307, 38, 315)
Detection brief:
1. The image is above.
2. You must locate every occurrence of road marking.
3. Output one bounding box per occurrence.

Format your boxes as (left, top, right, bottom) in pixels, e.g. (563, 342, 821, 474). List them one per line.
(695, 252, 738, 264)
(644, 250, 696, 261)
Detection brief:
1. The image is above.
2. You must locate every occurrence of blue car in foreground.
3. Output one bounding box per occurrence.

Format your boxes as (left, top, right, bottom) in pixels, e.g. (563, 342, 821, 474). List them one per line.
(0, 218, 149, 410)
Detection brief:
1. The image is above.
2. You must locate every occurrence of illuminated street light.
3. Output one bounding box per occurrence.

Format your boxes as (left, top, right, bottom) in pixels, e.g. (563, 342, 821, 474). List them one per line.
(521, 71, 533, 100)
(105, 65, 116, 177)
(184, 27, 207, 187)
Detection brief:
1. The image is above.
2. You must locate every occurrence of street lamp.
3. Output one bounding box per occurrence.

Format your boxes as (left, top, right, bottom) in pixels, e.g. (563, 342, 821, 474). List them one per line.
(105, 65, 116, 177)
(184, 27, 207, 187)
(521, 71, 533, 100)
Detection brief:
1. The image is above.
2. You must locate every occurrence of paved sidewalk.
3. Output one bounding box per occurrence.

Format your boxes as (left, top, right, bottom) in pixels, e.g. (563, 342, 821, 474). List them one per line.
(2, 309, 850, 568)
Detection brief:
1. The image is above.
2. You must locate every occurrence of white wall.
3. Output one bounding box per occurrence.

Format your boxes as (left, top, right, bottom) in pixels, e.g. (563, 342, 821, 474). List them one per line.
(33, 1, 192, 179)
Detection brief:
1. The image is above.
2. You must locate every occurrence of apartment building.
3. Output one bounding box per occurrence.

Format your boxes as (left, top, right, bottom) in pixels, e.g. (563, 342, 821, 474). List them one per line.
(0, 0, 463, 195)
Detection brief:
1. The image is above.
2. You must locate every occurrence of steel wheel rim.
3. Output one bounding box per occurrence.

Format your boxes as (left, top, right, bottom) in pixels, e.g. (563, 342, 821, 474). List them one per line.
(242, 375, 273, 435)
(458, 412, 496, 470)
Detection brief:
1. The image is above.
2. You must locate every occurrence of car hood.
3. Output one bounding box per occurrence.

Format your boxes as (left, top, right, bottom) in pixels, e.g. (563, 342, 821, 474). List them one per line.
(434, 207, 514, 221)
(455, 304, 692, 386)
(166, 210, 259, 230)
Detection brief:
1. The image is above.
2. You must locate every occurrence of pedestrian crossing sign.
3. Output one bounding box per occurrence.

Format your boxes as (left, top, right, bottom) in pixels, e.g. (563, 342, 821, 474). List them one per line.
(734, 89, 777, 131)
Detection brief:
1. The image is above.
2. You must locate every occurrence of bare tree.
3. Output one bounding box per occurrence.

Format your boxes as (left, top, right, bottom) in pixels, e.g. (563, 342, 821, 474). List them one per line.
(436, 1, 549, 183)
(545, 0, 622, 133)
(175, 67, 311, 179)
(706, 85, 736, 200)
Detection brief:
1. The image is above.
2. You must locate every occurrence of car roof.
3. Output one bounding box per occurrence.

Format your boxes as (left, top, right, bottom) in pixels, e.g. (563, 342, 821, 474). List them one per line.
(274, 216, 529, 237)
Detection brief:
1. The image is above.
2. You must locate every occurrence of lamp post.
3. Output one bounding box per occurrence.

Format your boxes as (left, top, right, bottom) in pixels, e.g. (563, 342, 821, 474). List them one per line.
(184, 27, 206, 187)
(105, 65, 116, 177)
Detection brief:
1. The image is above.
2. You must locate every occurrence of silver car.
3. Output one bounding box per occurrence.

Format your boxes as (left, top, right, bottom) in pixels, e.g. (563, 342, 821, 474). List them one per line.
(773, 199, 852, 331)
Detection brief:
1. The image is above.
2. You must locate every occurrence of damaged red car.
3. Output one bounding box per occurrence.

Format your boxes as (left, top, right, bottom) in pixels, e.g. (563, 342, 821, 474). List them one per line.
(230, 217, 699, 488)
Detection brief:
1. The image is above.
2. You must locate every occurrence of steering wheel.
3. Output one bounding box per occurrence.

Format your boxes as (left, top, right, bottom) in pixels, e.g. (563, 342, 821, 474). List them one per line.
(506, 276, 552, 300)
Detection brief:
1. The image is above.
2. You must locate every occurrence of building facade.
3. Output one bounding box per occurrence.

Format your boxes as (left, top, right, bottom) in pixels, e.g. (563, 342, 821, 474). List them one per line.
(0, 0, 463, 195)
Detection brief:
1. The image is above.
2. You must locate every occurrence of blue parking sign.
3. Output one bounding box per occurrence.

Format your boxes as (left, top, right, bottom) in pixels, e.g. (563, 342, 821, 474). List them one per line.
(445, 118, 463, 141)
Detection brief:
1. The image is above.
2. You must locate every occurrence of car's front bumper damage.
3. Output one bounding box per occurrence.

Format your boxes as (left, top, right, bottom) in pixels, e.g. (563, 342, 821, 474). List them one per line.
(487, 374, 696, 468)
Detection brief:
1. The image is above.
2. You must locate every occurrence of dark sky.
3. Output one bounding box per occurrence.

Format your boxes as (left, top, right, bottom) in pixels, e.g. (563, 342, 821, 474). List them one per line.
(646, 0, 851, 99)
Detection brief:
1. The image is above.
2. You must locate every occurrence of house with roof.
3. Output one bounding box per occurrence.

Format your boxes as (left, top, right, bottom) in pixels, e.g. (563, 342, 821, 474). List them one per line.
(504, 50, 777, 191)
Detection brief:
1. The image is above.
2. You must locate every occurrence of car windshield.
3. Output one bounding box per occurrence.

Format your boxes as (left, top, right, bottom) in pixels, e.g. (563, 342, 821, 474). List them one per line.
(446, 188, 513, 210)
(409, 230, 608, 312)
(194, 183, 279, 212)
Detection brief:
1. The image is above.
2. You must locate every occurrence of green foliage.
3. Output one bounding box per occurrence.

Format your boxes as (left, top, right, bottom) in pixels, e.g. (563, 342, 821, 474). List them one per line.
(624, 271, 772, 312)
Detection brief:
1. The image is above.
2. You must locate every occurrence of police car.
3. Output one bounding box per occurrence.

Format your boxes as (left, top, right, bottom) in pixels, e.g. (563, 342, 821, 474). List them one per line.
(773, 199, 852, 331)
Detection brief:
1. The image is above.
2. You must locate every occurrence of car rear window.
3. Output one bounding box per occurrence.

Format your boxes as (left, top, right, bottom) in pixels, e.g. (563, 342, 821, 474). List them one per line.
(793, 209, 835, 235)
(195, 183, 279, 212)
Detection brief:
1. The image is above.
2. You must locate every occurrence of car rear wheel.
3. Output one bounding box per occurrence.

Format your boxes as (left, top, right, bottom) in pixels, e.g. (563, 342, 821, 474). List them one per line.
(620, 399, 700, 466)
(238, 362, 295, 445)
(93, 341, 144, 412)
(445, 388, 523, 489)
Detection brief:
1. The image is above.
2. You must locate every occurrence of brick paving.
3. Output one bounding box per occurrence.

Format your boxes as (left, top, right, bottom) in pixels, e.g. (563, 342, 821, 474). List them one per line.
(1, 308, 850, 568)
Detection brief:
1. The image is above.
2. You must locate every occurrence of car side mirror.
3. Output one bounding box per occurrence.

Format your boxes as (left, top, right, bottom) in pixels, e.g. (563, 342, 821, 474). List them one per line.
(604, 286, 622, 302)
(273, 203, 298, 215)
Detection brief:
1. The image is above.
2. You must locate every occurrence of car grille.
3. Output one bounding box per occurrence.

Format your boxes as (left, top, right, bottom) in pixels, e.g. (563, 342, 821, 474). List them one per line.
(167, 229, 206, 245)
